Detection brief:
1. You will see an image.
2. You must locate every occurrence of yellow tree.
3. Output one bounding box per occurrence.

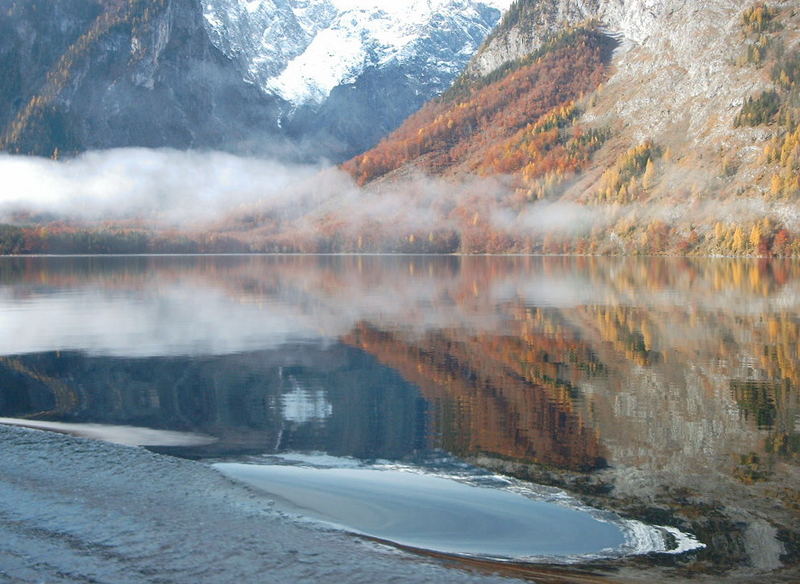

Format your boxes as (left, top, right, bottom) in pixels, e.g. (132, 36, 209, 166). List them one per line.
(733, 226, 746, 253)
(771, 174, 783, 196)
(642, 158, 657, 191)
(750, 223, 763, 251)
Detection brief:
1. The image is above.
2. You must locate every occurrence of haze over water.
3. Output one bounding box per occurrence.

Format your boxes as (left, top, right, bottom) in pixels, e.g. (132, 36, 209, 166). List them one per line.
(1, 255, 799, 580)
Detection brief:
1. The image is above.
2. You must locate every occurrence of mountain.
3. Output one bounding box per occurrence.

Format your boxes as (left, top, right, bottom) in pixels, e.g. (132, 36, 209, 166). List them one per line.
(201, 0, 510, 158)
(0, 0, 509, 161)
(336, 0, 800, 256)
(202, 0, 509, 107)
(0, 0, 285, 157)
(5, 0, 800, 258)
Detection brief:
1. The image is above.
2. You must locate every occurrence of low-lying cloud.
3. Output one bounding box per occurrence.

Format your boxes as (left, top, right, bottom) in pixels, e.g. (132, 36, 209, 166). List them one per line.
(0, 149, 323, 226)
(2, 148, 795, 249)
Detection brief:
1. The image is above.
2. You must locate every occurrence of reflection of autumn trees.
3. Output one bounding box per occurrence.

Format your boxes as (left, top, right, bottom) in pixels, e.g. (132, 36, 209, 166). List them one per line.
(0, 356, 79, 416)
(4, 255, 800, 466)
(571, 301, 800, 462)
(342, 296, 800, 471)
(333, 257, 800, 468)
(343, 322, 606, 471)
(577, 301, 800, 393)
(730, 380, 800, 464)
(578, 306, 660, 367)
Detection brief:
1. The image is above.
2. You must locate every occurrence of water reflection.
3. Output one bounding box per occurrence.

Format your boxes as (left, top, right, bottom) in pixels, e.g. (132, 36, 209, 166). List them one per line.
(0, 346, 427, 460)
(343, 324, 605, 471)
(214, 461, 632, 561)
(0, 255, 799, 578)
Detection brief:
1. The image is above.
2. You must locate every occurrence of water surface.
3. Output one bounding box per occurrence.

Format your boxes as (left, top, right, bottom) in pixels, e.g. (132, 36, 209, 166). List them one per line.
(215, 461, 628, 560)
(1, 255, 798, 580)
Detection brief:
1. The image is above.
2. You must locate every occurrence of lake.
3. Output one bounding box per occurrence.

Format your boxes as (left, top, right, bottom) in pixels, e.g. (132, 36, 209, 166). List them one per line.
(0, 255, 798, 582)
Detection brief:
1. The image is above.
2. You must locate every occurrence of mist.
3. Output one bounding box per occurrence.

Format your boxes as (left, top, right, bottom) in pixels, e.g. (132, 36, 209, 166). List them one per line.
(1, 148, 794, 253)
(0, 149, 325, 226)
(2, 255, 797, 358)
(0, 148, 595, 240)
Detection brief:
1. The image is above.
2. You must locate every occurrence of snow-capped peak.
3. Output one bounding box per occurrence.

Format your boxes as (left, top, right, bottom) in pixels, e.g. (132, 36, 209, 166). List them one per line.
(201, 0, 512, 105)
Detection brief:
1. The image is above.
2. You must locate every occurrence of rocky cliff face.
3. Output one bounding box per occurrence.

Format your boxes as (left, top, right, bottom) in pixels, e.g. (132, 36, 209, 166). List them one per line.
(0, 0, 284, 157)
(465, 0, 781, 173)
(467, 0, 693, 77)
(0, 0, 511, 161)
(466, 0, 600, 76)
(339, 0, 800, 256)
(200, 0, 511, 159)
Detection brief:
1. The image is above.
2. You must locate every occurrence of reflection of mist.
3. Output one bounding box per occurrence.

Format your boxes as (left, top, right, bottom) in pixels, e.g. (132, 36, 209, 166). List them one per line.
(0, 283, 325, 357)
(3, 256, 800, 357)
(281, 376, 333, 424)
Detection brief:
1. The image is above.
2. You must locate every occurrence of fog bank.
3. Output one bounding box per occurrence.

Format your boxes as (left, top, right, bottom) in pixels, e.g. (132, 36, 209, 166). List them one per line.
(2, 149, 795, 251)
(0, 149, 323, 226)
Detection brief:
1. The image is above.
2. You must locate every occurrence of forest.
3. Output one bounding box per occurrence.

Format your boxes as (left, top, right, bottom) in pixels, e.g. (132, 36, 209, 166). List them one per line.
(342, 26, 616, 186)
(0, 224, 249, 255)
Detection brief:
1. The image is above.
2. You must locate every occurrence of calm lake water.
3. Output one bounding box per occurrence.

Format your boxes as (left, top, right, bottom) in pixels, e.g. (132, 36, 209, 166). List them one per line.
(1, 255, 799, 581)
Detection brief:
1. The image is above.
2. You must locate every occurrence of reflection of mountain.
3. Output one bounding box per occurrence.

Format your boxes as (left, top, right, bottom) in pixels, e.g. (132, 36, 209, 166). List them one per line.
(2, 255, 800, 576)
(0, 344, 427, 460)
(3, 255, 800, 470)
(338, 299, 800, 573)
(343, 323, 604, 471)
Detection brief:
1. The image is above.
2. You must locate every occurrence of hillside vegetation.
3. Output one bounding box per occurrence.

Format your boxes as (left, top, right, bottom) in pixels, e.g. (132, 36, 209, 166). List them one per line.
(0, 0, 281, 157)
(343, 26, 614, 186)
(333, 0, 800, 256)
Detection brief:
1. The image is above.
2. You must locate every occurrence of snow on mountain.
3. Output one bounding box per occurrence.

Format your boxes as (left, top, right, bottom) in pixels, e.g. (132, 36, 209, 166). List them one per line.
(201, 0, 513, 105)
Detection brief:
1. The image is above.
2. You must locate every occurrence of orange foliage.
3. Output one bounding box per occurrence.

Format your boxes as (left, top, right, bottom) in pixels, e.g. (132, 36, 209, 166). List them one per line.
(343, 29, 614, 185)
(343, 322, 606, 470)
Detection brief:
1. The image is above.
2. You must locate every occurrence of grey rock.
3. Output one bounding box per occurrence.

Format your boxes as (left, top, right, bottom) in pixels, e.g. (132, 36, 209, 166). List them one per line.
(0, 0, 508, 162)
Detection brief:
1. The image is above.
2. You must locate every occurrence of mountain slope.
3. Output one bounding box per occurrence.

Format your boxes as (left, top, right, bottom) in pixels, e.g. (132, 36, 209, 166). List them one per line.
(0, 0, 283, 158)
(200, 0, 511, 158)
(343, 25, 615, 185)
(202, 0, 511, 106)
(338, 0, 800, 256)
(0, 0, 511, 161)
